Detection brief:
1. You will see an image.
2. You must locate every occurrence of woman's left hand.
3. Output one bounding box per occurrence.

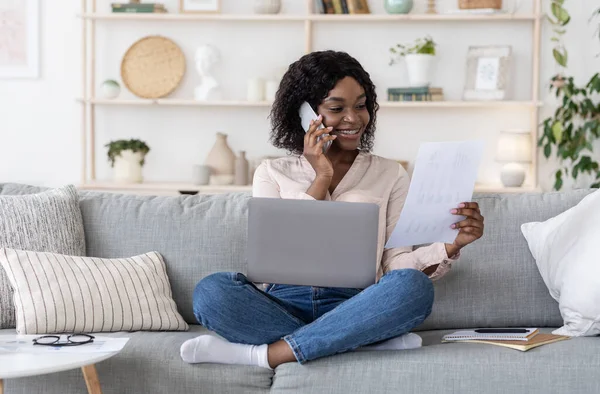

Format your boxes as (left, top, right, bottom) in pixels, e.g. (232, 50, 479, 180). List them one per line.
(447, 202, 484, 255)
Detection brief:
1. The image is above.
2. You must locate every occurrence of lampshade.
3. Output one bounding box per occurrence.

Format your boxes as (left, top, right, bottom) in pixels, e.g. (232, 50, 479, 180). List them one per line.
(496, 129, 532, 163)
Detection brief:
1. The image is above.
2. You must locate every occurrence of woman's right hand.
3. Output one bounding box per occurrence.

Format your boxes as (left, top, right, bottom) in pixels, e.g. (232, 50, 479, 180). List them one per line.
(303, 115, 336, 179)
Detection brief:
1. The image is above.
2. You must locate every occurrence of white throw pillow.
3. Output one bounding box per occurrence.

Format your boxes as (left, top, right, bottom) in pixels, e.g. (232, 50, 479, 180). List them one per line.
(0, 248, 188, 334)
(520, 189, 600, 337)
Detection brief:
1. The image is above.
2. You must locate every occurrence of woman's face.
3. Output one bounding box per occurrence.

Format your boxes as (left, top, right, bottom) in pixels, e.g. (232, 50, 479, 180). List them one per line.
(317, 76, 370, 152)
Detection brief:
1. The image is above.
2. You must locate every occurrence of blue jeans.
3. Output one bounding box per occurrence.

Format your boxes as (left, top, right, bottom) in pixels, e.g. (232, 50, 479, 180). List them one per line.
(192, 269, 434, 364)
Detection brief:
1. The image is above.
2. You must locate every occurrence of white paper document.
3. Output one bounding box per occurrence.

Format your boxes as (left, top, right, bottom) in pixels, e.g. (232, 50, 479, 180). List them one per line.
(385, 140, 484, 248)
(0, 335, 129, 354)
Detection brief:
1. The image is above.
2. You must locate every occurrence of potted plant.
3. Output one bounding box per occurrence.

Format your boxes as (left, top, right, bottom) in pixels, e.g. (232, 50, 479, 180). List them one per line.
(105, 139, 150, 184)
(389, 36, 436, 87)
(539, 2, 600, 190)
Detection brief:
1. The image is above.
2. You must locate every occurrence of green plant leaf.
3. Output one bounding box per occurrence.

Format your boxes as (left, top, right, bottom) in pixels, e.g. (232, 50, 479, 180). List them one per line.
(544, 143, 552, 158)
(554, 170, 563, 191)
(551, 2, 571, 25)
(553, 48, 568, 67)
(551, 121, 564, 143)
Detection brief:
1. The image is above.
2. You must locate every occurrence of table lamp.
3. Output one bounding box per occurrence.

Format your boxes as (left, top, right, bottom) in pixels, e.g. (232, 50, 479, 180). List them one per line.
(496, 129, 532, 187)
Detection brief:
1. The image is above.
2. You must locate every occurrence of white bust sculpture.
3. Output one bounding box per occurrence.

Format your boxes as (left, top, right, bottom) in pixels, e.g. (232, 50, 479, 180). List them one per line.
(194, 44, 222, 101)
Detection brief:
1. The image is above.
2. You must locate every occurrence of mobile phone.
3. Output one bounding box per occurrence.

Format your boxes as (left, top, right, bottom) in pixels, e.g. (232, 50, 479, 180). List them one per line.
(299, 101, 332, 153)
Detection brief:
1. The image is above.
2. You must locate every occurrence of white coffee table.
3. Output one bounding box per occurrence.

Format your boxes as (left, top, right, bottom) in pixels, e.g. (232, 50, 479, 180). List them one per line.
(0, 351, 118, 394)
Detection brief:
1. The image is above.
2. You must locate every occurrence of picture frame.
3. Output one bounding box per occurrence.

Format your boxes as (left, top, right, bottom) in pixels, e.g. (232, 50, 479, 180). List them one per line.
(0, 0, 40, 79)
(179, 0, 220, 13)
(463, 46, 512, 101)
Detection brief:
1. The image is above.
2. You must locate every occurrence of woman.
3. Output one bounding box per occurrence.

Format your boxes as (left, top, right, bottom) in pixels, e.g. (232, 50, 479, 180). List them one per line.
(181, 50, 484, 369)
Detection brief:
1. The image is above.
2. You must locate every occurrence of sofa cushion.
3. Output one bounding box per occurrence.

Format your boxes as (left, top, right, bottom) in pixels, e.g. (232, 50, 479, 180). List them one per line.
(271, 328, 600, 394)
(0, 326, 272, 394)
(521, 189, 600, 337)
(0, 248, 188, 334)
(0, 185, 86, 329)
(417, 189, 596, 331)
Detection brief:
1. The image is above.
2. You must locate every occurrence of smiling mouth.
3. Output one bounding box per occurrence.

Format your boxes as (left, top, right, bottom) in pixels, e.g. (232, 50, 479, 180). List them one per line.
(335, 128, 361, 136)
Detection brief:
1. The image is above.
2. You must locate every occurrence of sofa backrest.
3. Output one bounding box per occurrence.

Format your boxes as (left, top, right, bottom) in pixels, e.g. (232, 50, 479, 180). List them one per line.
(418, 188, 594, 331)
(1, 183, 594, 329)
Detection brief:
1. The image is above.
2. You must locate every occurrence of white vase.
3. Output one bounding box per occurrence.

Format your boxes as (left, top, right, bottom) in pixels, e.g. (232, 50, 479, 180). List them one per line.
(254, 0, 281, 14)
(405, 54, 435, 87)
(113, 150, 143, 183)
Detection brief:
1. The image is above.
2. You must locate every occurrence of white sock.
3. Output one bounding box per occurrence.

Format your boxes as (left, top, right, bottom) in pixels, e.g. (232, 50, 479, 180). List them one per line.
(180, 335, 272, 369)
(356, 333, 422, 352)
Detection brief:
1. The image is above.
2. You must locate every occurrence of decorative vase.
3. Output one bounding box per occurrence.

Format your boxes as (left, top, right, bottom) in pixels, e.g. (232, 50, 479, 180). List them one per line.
(254, 0, 281, 14)
(192, 165, 211, 185)
(234, 151, 249, 186)
(405, 54, 435, 87)
(101, 80, 121, 99)
(205, 132, 236, 185)
(384, 0, 413, 14)
(113, 150, 143, 183)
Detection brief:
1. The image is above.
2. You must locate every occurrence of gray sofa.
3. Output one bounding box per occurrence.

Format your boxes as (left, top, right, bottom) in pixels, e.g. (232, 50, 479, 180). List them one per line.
(1, 182, 599, 394)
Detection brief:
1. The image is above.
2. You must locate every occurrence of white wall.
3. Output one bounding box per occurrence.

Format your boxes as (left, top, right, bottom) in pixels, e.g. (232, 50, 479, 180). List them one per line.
(1, 0, 599, 190)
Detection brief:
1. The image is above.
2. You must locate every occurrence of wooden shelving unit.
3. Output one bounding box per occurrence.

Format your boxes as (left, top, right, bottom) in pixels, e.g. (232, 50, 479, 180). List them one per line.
(78, 0, 543, 195)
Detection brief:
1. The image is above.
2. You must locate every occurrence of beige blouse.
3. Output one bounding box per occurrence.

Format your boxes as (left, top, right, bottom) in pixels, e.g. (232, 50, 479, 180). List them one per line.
(252, 151, 458, 282)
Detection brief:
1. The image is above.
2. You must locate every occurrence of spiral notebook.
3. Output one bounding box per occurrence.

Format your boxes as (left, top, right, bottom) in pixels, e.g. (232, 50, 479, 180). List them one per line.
(442, 328, 539, 342)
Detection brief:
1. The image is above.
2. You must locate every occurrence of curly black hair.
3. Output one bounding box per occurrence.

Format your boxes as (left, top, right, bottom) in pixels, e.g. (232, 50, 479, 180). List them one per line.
(269, 50, 379, 155)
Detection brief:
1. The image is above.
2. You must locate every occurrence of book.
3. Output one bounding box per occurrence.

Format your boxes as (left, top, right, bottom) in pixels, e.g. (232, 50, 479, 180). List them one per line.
(347, 0, 370, 14)
(112, 8, 167, 12)
(387, 92, 444, 102)
(322, 0, 335, 14)
(388, 87, 443, 95)
(443, 333, 571, 352)
(314, 0, 325, 14)
(442, 328, 539, 342)
(111, 3, 166, 12)
(332, 0, 343, 14)
(340, 0, 349, 13)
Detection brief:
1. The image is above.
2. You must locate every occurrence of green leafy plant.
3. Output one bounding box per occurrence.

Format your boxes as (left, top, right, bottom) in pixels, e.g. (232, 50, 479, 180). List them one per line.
(389, 36, 436, 65)
(539, 3, 600, 190)
(548, 0, 570, 73)
(105, 139, 150, 167)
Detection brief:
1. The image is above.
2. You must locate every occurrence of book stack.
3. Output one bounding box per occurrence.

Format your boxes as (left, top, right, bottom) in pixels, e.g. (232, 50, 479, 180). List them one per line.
(315, 0, 370, 14)
(442, 328, 570, 352)
(111, 2, 167, 13)
(387, 87, 444, 102)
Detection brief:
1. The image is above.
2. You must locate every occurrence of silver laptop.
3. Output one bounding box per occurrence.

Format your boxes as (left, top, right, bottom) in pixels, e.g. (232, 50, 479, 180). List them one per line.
(247, 197, 379, 289)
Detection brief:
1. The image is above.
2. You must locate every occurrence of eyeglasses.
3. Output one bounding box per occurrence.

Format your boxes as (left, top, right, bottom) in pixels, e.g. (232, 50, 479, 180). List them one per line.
(32, 333, 95, 347)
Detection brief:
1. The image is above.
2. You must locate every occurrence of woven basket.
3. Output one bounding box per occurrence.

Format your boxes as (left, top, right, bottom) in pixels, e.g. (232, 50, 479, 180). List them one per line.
(121, 36, 186, 99)
(458, 0, 502, 9)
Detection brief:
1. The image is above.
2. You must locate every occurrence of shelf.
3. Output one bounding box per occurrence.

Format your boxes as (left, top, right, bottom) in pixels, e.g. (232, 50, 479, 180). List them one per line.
(79, 13, 538, 22)
(78, 98, 541, 108)
(79, 182, 252, 195)
(78, 98, 272, 107)
(380, 101, 542, 108)
(474, 184, 542, 193)
(79, 182, 541, 195)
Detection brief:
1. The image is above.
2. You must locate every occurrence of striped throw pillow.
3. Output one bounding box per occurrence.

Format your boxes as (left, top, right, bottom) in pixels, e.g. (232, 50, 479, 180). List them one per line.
(0, 248, 188, 334)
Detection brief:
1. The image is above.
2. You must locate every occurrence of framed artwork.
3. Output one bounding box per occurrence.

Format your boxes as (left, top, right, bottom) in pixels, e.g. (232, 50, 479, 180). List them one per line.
(0, 0, 39, 78)
(463, 46, 512, 101)
(179, 0, 220, 13)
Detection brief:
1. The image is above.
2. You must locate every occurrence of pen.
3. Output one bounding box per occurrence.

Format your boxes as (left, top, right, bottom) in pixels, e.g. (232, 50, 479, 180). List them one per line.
(474, 328, 528, 333)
